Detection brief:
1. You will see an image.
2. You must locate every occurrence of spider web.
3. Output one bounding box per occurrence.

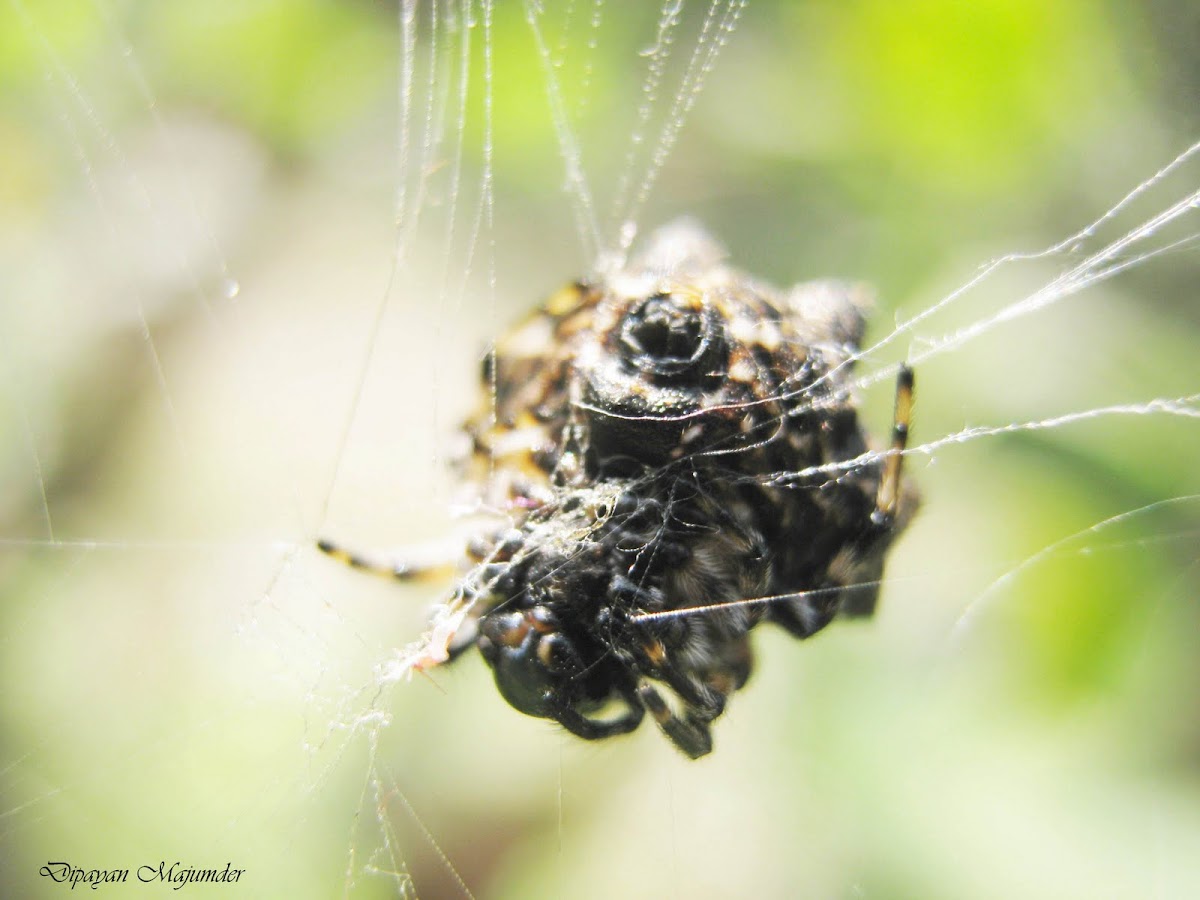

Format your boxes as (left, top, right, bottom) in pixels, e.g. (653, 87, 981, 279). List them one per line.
(2, 1, 1199, 898)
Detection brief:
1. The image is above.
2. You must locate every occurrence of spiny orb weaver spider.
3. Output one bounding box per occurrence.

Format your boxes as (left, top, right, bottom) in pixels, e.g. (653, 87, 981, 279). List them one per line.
(320, 220, 916, 758)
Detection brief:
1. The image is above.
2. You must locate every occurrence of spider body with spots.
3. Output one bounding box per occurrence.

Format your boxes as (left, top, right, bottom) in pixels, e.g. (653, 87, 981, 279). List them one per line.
(322, 220, 916, 758)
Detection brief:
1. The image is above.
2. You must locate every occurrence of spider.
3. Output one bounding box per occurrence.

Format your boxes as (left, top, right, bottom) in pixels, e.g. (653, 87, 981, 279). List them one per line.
(320, 220, 916, 758)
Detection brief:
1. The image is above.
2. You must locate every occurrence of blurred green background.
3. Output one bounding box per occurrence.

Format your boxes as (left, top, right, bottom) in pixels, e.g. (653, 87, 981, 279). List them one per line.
(2, 1, 1198, 897)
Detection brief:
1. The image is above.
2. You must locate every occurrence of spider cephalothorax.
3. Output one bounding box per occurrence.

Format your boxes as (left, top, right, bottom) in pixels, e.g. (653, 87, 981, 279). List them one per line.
(321, 220, 916, 758)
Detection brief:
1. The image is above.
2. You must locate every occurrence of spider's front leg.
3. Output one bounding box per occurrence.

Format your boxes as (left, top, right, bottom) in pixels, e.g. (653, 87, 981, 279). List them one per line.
(317, 536, 493, 670)
(635, 681, 715, 760)
(316, 536, 461, 582)
(612, 581, 746, 758)
(872, 363, 915, 527)
(833, 363, 916, 620)
(628, 640, 736, 759)
(476, 605, 647, 740)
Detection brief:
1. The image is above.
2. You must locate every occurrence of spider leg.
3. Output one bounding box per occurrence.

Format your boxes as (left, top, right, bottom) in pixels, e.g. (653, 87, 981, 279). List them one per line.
(316, 537, 458, 582)
(552, 686, 645, 741)
(834, 364, 916, 619)
(873, 363, 913, 526)
(638, 640, 727, 724)
(636, 682, 713, 759)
